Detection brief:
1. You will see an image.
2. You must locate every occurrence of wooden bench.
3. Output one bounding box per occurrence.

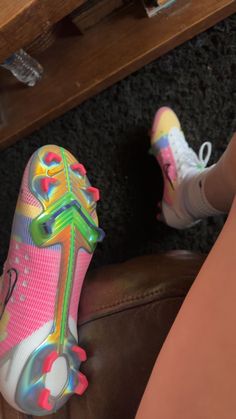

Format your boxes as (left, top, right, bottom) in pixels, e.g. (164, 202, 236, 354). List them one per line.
(0, 0, 85, 62)
(0, 0, 235, 149)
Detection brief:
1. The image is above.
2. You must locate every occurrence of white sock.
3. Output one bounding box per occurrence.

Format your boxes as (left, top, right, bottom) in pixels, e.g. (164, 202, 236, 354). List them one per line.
(181, 166, 225, 220)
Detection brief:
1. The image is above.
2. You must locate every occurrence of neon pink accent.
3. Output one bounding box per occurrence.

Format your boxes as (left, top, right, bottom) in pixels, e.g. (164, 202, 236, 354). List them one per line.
(0, 239, 61, 358)
(41, 177, 57, 193)
(157, 146, 177, 206)
(75, 372, 88, 396)
(43, 351, 58, 373)
(69, 250, 92, 322)
(72, 346, 87, 362)
(87, 186, 100, 202)
(38, 388, 53, 411)
(71, 163, 87, 176)
(44, 152, 62, 165)
(158, 148, 177, 180)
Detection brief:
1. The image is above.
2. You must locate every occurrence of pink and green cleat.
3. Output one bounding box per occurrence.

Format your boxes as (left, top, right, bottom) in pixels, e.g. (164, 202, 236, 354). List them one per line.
(0, 145, 104, 415)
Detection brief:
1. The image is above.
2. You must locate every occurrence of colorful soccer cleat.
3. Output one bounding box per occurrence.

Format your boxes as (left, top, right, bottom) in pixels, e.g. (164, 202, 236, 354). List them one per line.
(0, 145, 104, 415)
(150, 107, 212, 229)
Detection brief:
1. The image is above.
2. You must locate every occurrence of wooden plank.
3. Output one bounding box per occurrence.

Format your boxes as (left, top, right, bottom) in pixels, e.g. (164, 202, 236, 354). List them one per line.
(0, 0, 85, 63)
(0, 0, 235, 149)
(72, 0, 124, 32)
(0, 33, 8, 62)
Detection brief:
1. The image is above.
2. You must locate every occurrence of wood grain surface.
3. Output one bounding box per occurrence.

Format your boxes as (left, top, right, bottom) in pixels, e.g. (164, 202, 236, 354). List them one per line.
(0, 0, 85, 62)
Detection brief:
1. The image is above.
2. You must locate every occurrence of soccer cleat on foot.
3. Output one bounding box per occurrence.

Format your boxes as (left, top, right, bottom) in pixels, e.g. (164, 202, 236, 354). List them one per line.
(150, 106, 212, 229)
(0, 145, 104, 416)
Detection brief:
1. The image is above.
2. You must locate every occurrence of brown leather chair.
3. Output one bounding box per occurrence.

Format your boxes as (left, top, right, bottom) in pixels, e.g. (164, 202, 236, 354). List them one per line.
(0, 251, 205, 419)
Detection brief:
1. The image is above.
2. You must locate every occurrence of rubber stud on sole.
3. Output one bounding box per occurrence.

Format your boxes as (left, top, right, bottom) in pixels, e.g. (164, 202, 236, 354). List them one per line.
(72, 346, 87, 362)
(41, 177, 58, 193)
(71, 163, 87, 176)
(38, 388, 53, 411)
(87, 186, 100, 202)
(43, 351, 58, 373)
(44, 152, 62, 165)
(75, 372, 88, 396)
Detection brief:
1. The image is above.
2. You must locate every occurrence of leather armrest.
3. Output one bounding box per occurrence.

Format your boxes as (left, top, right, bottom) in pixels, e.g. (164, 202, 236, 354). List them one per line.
(72, 251, 205, 419)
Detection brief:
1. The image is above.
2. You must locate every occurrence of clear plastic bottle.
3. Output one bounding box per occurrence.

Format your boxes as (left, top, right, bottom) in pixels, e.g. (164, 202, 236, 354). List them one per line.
(143, 0, 176, 17)
(1, 49, 43, 87)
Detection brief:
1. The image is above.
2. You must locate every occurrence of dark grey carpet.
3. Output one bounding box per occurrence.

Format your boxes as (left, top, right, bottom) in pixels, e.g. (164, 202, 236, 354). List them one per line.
(0, 15, 235, 269)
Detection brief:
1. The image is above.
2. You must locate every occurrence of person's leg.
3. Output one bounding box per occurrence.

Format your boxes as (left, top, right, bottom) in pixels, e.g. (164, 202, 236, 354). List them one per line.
(204, 132, 236, 212)
(135, 195, 236, 419)
(135, 110, 236, 417)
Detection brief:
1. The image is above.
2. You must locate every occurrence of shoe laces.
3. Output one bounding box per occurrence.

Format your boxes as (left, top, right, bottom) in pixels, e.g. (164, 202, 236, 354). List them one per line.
(169, 128, 212, 179)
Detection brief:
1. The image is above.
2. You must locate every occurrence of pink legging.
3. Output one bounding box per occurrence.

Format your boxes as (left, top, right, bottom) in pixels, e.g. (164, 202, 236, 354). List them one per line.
(136, 197, 236, 419)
